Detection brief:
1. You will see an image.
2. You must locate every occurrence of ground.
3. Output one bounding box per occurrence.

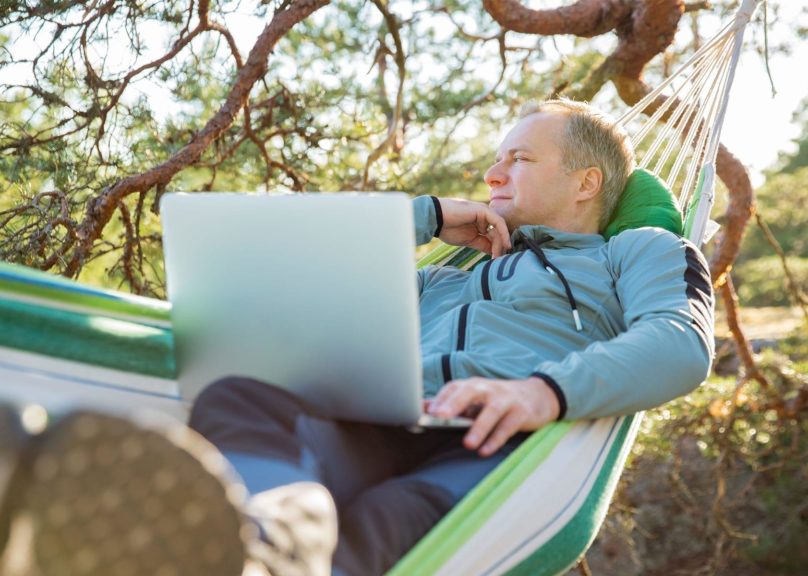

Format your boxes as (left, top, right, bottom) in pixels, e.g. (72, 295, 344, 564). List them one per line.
(569, 306, 808, 576)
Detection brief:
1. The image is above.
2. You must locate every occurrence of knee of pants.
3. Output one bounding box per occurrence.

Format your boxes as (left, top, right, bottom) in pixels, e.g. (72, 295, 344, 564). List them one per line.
(191, 376, 269, 409)
(335, 478, 455, 576)
(188, 377, 313, 448)
(190, 377, 303, 424)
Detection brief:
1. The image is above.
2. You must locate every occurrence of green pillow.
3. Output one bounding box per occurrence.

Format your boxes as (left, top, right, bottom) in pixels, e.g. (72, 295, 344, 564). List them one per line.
(602, 168, 683, 240)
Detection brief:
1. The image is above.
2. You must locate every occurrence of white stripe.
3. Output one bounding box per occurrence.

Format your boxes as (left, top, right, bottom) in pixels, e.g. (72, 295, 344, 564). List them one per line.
(435, 416, 634, 576)
(0, 346, 187, 421)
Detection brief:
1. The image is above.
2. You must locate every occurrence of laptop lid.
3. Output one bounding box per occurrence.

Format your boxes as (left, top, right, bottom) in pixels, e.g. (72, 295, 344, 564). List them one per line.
(160, 192, 425, 426)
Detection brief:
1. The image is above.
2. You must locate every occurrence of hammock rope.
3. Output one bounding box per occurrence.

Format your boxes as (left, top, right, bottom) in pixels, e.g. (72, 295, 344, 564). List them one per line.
(617, 0, 760, 245)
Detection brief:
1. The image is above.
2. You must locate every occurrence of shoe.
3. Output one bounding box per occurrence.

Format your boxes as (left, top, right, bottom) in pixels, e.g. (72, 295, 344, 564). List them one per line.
(0, 409, 251, 576)
(247, 482, 338, 576)
(0, 403, 28, 557)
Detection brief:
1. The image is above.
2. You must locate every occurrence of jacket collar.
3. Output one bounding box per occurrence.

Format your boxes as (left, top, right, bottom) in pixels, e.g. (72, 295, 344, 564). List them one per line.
(510, 225, 605, 252)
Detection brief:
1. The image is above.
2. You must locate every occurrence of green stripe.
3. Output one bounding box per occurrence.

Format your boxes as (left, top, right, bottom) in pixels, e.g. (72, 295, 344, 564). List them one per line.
(388, 422, 572, 575)
(504, 415, 639, 576)
(450, 251, 486, 270)
(0, 298, 176, 379)
(683, 166, 707, 240)
(417, 243, 459, 268)
(417, 245, 491, 272)
(0, 261, 170, 324)
(0, 242, 469, 379)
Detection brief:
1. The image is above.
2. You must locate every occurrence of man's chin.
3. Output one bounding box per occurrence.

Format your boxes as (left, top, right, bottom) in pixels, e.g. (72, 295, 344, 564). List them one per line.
(488, 202, 514, 229)
(488, 200, 507, 214)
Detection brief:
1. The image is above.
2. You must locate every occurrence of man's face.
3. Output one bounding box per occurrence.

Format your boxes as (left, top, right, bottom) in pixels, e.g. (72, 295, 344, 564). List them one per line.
(485, 111, 583, 231)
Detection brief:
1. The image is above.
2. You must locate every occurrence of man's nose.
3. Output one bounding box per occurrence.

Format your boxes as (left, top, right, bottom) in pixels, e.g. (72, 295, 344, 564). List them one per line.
(484, 163, 506, 188)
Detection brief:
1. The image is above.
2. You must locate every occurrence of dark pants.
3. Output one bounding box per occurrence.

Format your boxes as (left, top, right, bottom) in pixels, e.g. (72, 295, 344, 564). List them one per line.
(188, 377, 523, 576)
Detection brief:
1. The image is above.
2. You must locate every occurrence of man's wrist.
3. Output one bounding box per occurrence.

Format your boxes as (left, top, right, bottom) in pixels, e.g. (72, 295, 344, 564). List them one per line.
(530, 372, 566, 421)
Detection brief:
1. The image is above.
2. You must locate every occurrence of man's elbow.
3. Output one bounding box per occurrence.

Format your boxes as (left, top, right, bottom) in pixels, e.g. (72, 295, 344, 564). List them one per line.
(677, 331, 714, 396)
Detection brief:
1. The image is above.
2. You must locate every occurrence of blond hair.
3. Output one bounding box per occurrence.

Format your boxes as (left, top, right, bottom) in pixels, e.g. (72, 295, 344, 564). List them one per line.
(519, 99, 635, 231)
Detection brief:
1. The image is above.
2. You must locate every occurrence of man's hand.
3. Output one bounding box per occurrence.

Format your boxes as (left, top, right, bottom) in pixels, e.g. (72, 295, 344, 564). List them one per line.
(428, 376, 561, 456)
(436, 198, 511, 258)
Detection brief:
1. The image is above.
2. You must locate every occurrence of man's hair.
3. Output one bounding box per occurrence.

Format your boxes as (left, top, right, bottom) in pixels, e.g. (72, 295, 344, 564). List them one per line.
(518, 99, 635, 231)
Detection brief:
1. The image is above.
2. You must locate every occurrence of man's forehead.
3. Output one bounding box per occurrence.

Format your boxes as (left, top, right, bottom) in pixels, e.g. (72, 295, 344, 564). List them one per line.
(501, 144, 532, 153)
(497, 112, 567, 154)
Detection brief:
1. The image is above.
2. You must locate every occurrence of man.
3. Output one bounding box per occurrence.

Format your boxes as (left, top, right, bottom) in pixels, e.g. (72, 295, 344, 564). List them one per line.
(0, 99, 714, 576)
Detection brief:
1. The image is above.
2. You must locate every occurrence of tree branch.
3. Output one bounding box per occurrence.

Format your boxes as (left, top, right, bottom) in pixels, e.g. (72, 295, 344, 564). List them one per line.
(482, 0, 632, 38)
(63, 0, 330, 277)
(720, 275, 770, 389)
(755, 212, 808, 320)
(711, 144, 755, 286)
(362, 0, 407, 190)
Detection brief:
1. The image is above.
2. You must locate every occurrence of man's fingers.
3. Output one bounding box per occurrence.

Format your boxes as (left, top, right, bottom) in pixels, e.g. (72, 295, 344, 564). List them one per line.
(468, 235, 494, 255)
(479, 409, 524, 456)
(476, 211, 511, 254)
(476, 219, 509, 258)
(431, 379, 488, 418)
(463, 400, 507, 451)
(483, 212, 511, 254)
(489, 229, 504, 258)
(491, 216, 511, 254)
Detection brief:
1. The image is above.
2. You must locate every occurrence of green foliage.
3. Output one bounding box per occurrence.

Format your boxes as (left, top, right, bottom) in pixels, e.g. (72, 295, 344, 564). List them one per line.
(738, 166, 808, 262)
(778, 319, 808, 373)
(732, 255, 808, 307)
(731, 128, 808, 306)
(770, 97, 808, 175)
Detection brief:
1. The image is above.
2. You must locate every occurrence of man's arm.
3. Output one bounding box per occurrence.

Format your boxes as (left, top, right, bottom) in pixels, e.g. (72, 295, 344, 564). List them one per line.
(412, 196, 511, 255)
(413, 195, 511, 294)
(532, 229, 714, 420)
(430, 228, 714, 456)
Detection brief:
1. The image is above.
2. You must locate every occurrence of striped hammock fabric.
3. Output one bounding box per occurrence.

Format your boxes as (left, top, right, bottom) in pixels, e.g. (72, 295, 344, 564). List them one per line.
(0, 1, 760, 574)
(0, 251, 637, 576)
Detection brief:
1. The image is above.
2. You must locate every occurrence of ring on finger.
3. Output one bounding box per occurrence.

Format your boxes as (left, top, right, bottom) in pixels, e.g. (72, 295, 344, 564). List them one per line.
(479, 223, 495, 236)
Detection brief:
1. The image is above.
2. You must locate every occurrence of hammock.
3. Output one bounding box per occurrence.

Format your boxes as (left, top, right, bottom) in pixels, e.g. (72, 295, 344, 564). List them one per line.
(0, 1, 760, 574)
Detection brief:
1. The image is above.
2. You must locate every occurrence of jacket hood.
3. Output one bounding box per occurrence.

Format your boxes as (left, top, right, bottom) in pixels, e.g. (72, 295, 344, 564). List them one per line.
(510, 225, 605, 253)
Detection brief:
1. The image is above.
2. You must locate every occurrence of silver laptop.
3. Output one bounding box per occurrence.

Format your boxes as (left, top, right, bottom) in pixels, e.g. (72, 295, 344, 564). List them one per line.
(161, 192, 470, 428)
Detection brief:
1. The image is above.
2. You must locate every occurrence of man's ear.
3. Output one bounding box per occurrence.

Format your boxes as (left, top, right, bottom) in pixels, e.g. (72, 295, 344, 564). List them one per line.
(576, 167, 603, 202)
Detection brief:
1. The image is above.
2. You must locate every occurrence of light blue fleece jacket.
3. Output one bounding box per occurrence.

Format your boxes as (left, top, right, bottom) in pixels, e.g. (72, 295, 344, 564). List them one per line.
(412, 195, 714, 421)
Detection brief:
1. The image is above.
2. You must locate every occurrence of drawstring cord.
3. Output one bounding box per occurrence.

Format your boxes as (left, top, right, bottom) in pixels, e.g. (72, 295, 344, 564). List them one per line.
(524, 236, 583, 332)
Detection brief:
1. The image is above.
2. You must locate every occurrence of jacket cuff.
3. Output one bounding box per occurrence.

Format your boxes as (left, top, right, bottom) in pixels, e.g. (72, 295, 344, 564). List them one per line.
(412, 196, 442, 245)
(531, 372, 567, 421)
(430, 196, 444, 237)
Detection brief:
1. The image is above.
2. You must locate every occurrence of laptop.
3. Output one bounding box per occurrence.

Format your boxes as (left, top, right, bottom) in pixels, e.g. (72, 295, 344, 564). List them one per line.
(160, 192, 471, 429)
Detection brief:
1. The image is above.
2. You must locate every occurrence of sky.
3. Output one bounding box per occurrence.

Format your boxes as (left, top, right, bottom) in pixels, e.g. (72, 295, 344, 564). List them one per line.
(718, 3, 807, 184)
